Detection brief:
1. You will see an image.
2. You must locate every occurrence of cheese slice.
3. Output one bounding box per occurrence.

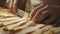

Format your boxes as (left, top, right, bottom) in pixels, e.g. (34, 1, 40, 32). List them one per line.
(31, 25, 52, 34)
(16, 24, 45, 34)
(2, 18, 30, 30)
(14, 20, 35, 31)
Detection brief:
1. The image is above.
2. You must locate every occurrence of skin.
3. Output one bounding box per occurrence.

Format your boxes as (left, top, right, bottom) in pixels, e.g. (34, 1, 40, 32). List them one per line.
(6, 0, 26, 13)
(29, 0, 60, 25)
(1, 0, 60, 26)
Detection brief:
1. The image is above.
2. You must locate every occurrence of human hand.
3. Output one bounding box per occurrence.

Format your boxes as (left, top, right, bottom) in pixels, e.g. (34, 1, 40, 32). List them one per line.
(29, 4, 60, 25)
(6, 0, 17, 13)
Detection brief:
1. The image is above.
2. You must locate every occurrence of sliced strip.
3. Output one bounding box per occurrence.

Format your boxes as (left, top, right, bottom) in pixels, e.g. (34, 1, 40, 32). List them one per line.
(2, 18, 30, 30)
(16, 24, 45, 34)
(31, 25, 52, 34)
(0, 17, 20, 21)
(0, 18, 21, 25)
(14, 20, 35, 31)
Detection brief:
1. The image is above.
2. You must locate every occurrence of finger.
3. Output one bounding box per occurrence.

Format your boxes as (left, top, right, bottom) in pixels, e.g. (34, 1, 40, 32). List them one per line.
(37, 12, 49, 23)
(37, 10, 51, 23)
(12, 0, 18, 13)
(6, 0, 10, 8)
(9, 0, 14, 11)
(29, 4, 45, 19)
(43, 16, 59, 25)
(6, 0, 10, 4)
(32, 5, 49, 23)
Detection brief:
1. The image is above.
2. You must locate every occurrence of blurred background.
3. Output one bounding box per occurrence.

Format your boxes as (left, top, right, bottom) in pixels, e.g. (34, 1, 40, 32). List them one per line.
(0, 0, 41, 12)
